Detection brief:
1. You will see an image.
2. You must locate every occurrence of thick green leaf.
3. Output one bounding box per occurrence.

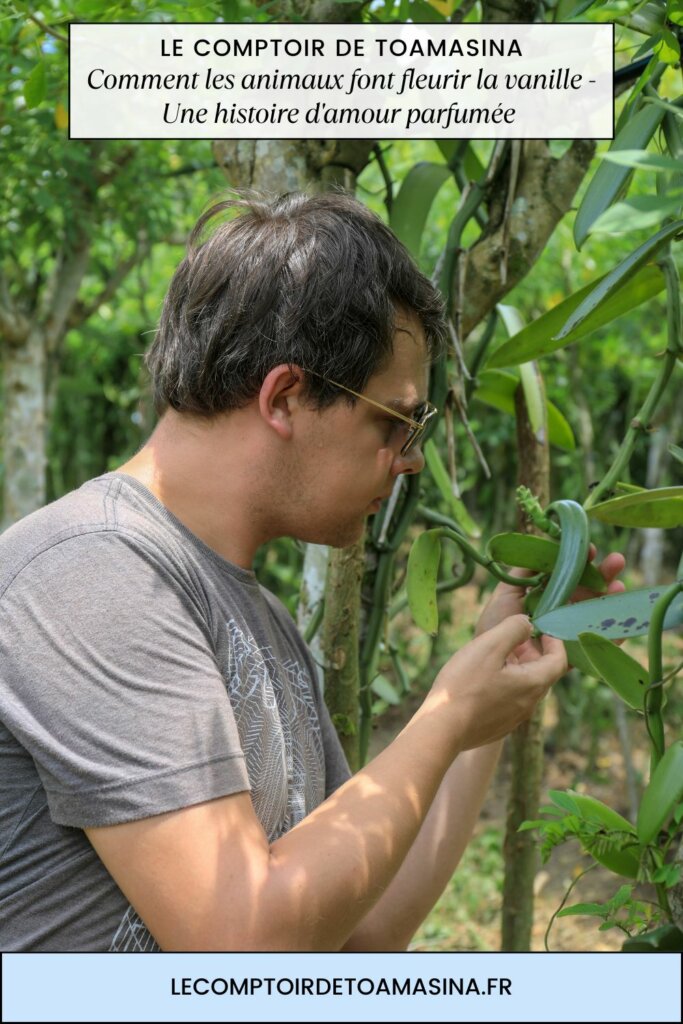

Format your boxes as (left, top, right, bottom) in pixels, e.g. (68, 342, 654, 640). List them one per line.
(574, 103, 666, 248)
(622, 924, 683, 952)
(24, 61, 46, 109)
(557, 902, 606, 918)
(473, 371, 575, 451)
(485, 264, 664, 368)
(565, 792, 640, 878)
(370, 674, 401, 706)
(496, 302, 525, 339)
(588, 844, 641, 880)
(534, 584, 683, 641)
(557, 220, 683, 340)
(389, 162, 452, 258)
(587, 487, 683, 527)
(435, 141, 485, 182)
(669, 443, 683, 465)
(670, 0, 683, 27)
(424, 440, 481, 537)
(637, 740, 683, 844)
(548, 789, 580, 814)
(519, 362, 545, 442)
(436, 139, 456, 163)
(654, 27, 680, 63)
(600, 149, 683, 173)
(410, 0, 448, 21)
(407, 529, 442, 635)
(565, 639, 601, 678)
(496, 305, 547, 443)
(577, 632, 649, 710)
(463, 144, 485, 181)
(589, 194, 683, 234)
(614, 481, 647, 494)
(642, 94, 683, 120)
(487, 533, 605, 591)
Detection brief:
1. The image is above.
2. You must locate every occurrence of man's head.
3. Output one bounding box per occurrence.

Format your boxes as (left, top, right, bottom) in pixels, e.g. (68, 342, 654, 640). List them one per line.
(141, 191, 447, 553)
(146, 190, 446, 419)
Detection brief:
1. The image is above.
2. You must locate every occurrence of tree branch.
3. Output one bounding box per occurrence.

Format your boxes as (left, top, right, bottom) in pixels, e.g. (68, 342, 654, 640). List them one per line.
(67, 240, 150, 330)
(459, 138, 596, 339)
(28, 12, 68, 44)
(0, 270, 30, 344)
(43, 237, 92, 352)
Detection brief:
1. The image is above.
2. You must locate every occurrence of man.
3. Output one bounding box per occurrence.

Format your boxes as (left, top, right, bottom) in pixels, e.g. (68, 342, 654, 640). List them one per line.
(0, 191, 624, 951)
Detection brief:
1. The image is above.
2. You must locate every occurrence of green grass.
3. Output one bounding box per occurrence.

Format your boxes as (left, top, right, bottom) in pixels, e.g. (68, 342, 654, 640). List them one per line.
(410, 825, 505, 952)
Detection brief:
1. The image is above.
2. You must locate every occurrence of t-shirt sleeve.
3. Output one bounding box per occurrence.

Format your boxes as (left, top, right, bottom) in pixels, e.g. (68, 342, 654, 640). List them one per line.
(0, 529, 251, 828)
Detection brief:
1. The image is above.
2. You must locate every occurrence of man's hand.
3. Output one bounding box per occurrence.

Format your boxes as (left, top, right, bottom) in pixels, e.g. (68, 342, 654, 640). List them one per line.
(431, 615, 568, 751)
(475, 544, 626, 638)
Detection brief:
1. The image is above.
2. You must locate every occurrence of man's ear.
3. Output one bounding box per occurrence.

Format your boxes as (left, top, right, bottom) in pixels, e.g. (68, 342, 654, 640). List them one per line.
(258, 364, 306, 441)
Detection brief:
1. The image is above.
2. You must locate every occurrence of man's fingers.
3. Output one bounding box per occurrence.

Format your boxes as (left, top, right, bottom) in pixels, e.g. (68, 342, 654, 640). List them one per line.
(598, 551, 626, 584)
(505, 634, 568, 687)
(570, 551, 627, 604)
(477, 613, 533, 662)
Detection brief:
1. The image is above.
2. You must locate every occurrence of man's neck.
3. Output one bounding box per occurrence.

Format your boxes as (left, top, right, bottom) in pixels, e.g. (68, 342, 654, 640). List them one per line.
(116, 411, 271, 570)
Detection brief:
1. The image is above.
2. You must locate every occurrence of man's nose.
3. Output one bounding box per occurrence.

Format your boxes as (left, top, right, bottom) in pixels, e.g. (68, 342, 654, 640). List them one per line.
(393, 443, 425, 477)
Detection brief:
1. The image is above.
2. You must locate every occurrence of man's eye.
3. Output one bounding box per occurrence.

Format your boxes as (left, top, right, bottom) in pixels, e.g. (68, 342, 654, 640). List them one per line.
(383, 420, 409, 445)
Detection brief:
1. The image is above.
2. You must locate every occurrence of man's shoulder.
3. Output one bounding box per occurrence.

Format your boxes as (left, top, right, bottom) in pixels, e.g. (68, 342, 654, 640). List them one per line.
(0, 474, 177, 599)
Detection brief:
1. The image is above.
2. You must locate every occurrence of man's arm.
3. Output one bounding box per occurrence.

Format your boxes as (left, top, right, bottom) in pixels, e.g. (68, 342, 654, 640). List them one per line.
(339, 741, 503, 952)
(86, 615, 566, 952)
(340, 553, 628, 952)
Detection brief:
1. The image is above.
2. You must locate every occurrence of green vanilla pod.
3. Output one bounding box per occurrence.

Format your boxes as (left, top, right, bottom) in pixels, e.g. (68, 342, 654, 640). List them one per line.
(532, 500, 591, 620)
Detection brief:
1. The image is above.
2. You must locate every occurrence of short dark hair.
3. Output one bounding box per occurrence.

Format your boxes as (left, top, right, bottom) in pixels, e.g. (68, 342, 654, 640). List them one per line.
(146, 190, 447, 417)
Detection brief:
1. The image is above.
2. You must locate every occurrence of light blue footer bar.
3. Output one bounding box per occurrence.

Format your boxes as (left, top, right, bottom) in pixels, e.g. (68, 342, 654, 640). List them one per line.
(2, 951, 681, 1023)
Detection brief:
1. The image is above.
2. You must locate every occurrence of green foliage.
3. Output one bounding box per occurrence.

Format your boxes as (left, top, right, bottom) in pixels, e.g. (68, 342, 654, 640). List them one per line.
(637, 740, 683, 843)
(534, 584, 683, 640)
(576, 631, 650, 709)
(406, 529, 441, 636)
(3, 0, 683, 953)
(520, 788, 641, 879)
(389, 162, 453, 258)
(413, 826, 505, 950)
(557, 221, 683, 340)
(423, 440, 481, 537)
(622, 923, 683, 951)
(485, 265, 666, 368)
(573, 103, 666, 247)
(557, 884, 656, 938)
(486, 533, 605, 590)
(473, 370, 575, 451)
(587, 487, 683, 527)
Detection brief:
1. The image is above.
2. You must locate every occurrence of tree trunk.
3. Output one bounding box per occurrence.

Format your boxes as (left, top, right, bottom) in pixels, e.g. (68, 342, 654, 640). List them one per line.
(320, 538, 366, 772)
(212, 132, 375, 768)
(2, 328, 47, 528)
(501, 376, 550, 951)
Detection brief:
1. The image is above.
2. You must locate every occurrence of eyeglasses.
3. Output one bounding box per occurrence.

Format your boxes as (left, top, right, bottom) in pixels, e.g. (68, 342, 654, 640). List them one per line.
(304, 370, 438, 456)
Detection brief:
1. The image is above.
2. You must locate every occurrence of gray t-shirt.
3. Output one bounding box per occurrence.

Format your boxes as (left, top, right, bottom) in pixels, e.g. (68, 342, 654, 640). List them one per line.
(0, 473, 351, 951)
